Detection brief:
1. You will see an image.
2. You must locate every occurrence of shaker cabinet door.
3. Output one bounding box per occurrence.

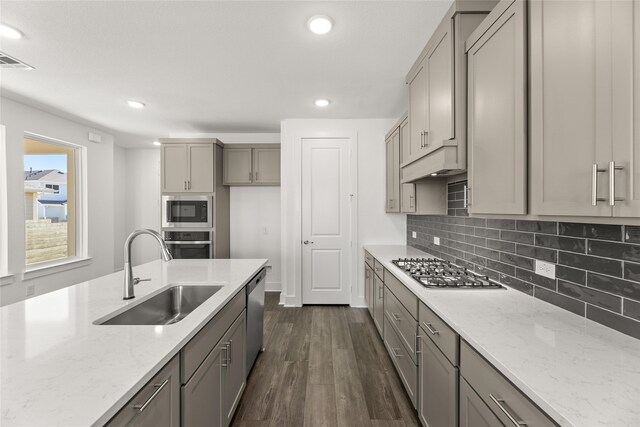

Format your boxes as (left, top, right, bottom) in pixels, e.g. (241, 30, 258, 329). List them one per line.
(253, 148, 280, 185)
(162, 144, 189, 193)
(223, 148, 253, 185)
(221, 311, 246, 427)
(530, 0, 612, 216)
(182, 347, 223, 427)
(467, 0, 526, 215)
(408, 60, 428, 163)
(188, 144, 214, 193)
(459, 379, 504, 427)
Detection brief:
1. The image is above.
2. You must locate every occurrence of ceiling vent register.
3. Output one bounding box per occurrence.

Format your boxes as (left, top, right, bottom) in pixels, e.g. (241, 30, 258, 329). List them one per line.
(0, 52, 34, 70)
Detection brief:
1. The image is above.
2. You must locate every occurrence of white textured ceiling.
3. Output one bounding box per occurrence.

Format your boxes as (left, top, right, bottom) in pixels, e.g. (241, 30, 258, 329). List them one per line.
(0, 1, 452, 143)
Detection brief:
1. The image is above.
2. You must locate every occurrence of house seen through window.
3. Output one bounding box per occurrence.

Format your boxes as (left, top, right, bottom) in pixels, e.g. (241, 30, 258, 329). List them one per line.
(24, 137, 78, 265)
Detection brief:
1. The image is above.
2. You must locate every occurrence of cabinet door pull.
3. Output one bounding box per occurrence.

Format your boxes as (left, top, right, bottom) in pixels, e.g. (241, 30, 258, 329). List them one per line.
(489, 394, 527, 426)
(184, 181, 187, 190)
(409, 194, 414, 208)
(228, 339, 233, 363)
(415, 334, 422, 354)
(188, 181, 191, 190)
(249, 172, 253, 182)
(591, 164, 607, 206)
(134, 379, 169, 413)
(255, 171, 258, 181)
(378, 285, 384, 299)
(423, 131, 429, 147)
(609, 161, 624, 206)
(423, 322, 439, 335)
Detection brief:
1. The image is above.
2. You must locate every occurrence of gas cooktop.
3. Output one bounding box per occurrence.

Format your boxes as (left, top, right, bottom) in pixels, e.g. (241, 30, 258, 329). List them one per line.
(391, 258, 504, 289)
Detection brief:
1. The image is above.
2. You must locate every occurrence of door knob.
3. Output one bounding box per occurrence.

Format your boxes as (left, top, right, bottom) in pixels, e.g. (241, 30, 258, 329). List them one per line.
(303, 240, 315, 245)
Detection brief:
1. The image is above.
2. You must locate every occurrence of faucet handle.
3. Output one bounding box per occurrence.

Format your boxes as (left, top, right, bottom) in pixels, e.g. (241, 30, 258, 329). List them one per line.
(133, 278, 151, 285)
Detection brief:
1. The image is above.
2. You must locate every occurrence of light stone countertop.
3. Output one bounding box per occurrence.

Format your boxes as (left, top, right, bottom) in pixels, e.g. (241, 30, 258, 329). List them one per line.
(364, 245, 640, 427)
(0, 258, 267, 427)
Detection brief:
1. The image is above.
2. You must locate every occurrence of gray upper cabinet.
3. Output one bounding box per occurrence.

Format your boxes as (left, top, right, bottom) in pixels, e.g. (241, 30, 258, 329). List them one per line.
(107, 357, 181, 427)
(400, 117, 416, 213)
(223, 148, 253, 185)
(161, 142, 215, 193)
(223, 145, 280, 186)
(530, 0, 620, 217)
(403, 1, 495, 182)
(467, 0, 527, 215)
(386, 129, 400, 212)
(612, 1, 640, 217)
(253, 148, 280, 185)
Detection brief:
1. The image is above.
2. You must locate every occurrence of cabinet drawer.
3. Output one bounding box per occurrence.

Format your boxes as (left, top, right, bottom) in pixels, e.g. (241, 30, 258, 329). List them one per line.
(385, 270, 418, 320)
(384, 286, 418, 363)
(384, 317, 418, 409)
(181, 291, 246, 383)
(373, 259, 385, 279)
(419, 300, 458, 366)
(461, 341, 557, 427)
(364, 250, 374, 268)
(107, 356, 180, 427)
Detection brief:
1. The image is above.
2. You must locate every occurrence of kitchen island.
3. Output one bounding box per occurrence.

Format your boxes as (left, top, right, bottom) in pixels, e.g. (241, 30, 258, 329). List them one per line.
(0, 258, 267, 427)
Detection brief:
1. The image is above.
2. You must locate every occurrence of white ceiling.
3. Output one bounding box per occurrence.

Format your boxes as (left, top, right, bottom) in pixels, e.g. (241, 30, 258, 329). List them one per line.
(0, 1, 452, 144)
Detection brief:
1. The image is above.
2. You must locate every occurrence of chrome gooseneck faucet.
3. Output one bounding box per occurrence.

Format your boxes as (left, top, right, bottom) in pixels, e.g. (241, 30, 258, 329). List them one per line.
(123, 229, 173, 300)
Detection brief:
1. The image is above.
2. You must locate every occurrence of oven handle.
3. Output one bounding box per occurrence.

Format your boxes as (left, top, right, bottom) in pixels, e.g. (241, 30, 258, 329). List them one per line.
(165, 241, 212, 245)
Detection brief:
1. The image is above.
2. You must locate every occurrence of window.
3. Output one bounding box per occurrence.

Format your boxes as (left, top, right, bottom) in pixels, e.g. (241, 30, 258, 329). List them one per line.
(23, 134, 83, 267)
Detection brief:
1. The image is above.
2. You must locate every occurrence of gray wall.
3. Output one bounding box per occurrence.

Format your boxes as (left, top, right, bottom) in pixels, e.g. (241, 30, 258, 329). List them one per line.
(407, 180, 640, 340)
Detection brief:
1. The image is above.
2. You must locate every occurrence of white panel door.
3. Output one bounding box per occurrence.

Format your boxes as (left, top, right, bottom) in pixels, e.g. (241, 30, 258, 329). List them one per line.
(302, 138, 351, 305)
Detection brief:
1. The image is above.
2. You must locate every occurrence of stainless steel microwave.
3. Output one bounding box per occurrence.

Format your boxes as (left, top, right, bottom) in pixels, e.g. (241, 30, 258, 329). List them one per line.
(161, 195, 213, 228)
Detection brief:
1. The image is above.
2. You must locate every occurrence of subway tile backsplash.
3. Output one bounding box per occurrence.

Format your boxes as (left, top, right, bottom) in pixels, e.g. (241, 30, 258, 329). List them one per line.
(407, 180, 640, 340)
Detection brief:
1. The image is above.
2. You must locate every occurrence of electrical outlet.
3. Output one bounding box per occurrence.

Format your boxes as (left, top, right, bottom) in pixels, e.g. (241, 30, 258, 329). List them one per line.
(434, 236, 440, 245)
(535, 260, 556, 279)
(26, 285, 35, 297)
(412, 231, 417, 239)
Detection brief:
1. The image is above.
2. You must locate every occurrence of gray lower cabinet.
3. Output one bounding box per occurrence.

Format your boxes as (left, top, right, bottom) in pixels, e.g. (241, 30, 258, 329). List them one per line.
(182, 346, 224, 427)
(418, 327, 458, 427)
(460, 341, 556, 427)
(459, 378, 504, 427)
(373, 273, 384, 337)
(384, 316, 418, 408)
(221, 311, 246, 426)
(466, 0, 527, 215)
(364, 263, 374, 318)
(182, 309, 246, 427)
(106, 356, 181, 427)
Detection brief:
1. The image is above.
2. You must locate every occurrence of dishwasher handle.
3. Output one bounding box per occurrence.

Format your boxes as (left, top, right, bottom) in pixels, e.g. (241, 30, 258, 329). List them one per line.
(246, 268, 267, 294)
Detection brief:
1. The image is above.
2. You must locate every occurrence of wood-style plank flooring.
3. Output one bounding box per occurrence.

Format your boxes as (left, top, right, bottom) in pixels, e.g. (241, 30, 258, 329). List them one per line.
(231, 293, 420, 427)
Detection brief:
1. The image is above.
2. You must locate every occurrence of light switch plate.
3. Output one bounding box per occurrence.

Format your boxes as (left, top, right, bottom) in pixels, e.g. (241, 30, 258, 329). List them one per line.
(535, 260, 556, 279)
(412, 231, 417, 239)
(434, 236, 440, 245)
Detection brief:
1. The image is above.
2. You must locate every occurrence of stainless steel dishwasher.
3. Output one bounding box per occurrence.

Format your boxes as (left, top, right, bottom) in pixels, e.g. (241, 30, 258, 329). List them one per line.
(246, 268, 266, 373)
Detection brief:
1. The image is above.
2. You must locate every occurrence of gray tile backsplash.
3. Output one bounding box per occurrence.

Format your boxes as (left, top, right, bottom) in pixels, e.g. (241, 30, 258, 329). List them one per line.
(407, 180, 640, 340)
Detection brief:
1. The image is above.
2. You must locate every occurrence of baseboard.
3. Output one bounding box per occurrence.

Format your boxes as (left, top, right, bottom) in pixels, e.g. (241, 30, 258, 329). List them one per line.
(265, 281, 281, 292)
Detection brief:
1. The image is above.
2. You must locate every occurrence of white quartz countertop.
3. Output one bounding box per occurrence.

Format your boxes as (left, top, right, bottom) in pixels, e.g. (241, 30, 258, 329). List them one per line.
(0, 258, 267, 427)
(364, 245, 640, 427)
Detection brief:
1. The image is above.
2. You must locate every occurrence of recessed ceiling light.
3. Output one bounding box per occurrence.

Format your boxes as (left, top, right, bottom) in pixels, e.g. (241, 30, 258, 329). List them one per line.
(152, 141, 161, 146)
(315, 99, 330, 107)
(127, 100, 145, 109)
(0, 24, 23, 40)
(307, 15, 333, 35)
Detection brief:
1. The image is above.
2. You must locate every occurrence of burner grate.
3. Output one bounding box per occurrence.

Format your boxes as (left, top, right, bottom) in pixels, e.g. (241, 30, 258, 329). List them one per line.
(391, 258, 504, 290)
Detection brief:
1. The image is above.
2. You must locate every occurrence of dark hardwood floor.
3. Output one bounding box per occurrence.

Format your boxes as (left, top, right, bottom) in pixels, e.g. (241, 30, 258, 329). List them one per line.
(231, 292, 420, 427)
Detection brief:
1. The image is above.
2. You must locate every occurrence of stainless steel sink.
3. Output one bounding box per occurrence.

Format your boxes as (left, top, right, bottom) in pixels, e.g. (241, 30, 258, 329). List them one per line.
(97, 285, 223, 325)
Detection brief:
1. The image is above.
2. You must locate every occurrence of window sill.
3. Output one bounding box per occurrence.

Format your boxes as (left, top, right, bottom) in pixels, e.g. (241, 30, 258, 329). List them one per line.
(22, 257, 93, 281)
(0, 274, 14, 286)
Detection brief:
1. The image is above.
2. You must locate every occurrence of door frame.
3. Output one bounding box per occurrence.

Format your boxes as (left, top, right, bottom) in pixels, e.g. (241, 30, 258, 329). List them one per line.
(281, 127, 358, 307)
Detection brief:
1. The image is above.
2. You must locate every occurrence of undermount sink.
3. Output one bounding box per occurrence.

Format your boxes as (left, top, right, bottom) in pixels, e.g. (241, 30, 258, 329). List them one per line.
(96, 285, 223, 325)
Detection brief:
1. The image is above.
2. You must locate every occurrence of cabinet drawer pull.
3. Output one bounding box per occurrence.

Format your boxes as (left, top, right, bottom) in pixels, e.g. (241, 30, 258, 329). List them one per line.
(423, 322, 439, 335)
(609, 161, 624, 206)
(134, 379, 169, 413)
(392, 313, 401, 321)
(591, 164, 606, 206)
(392, 348, 403, 358)
(489, 394, 527, 426)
